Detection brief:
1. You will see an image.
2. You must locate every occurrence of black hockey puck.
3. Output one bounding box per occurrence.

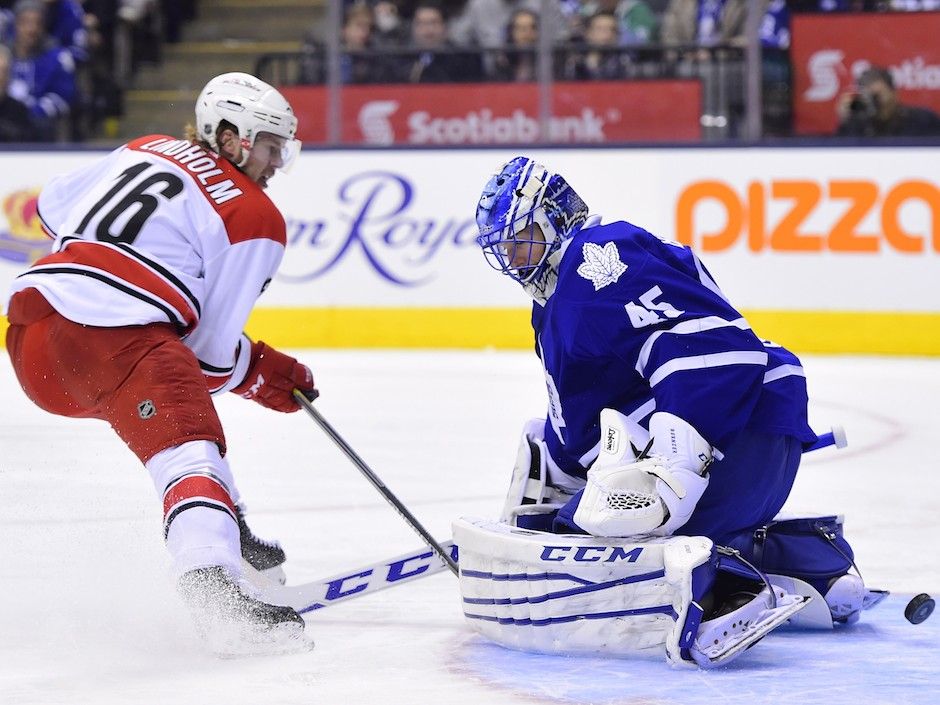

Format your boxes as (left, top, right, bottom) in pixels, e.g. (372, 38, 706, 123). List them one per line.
(904, 593, 935, 624)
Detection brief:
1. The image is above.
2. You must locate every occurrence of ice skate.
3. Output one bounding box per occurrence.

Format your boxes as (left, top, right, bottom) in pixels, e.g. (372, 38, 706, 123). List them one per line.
(690, 579, 809, 668)
(178, 566, 312, 658)
(236, 504, 287, 585)
(825, 573, 889, 624)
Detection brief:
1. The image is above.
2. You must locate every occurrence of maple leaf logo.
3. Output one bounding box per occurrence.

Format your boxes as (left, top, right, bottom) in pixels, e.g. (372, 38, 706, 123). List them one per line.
(576, 242, 627, 290)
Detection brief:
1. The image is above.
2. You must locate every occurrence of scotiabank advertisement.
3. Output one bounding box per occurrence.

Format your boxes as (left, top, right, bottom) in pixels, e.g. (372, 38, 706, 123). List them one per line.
(791, 12, 940, 135)
(280, 81, 702, 144)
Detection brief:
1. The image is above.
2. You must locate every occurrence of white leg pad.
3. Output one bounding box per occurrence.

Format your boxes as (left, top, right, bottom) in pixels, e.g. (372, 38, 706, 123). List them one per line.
(453, 516, 713, 664)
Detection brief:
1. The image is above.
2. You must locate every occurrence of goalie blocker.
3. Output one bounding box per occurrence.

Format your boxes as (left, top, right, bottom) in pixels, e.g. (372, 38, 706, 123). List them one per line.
(453, 517, 809, 669)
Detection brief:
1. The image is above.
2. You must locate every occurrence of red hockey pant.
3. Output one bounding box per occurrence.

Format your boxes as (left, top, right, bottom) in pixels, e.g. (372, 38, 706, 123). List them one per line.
(6, 288, 225, 462)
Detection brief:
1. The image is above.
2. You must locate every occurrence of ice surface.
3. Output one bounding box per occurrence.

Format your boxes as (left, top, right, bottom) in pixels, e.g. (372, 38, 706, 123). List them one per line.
(1, 351, 937, 705)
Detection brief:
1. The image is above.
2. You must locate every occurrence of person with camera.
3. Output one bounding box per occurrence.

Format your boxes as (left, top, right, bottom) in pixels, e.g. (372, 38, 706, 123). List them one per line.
(836, 65, 940, 137)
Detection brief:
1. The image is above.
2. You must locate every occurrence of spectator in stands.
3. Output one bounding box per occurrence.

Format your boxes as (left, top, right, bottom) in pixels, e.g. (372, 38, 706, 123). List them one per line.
(41, 0, 87, 62)
(450, 0, 568, 50)
(836, 65, 940, 137)
(660, 0, 748, 49)
(578, 0, 658, 45)
(301, 2, 391, 84)
(7, 0, 77, 140)
(888, 1, 940, 8)
(162, 0, 197, 43)
(760, 0, 789, 48)
(79, 3, 122, 137)
(564, 11, 629, 80)
(790, 1, 929, 8)
(0, 43, 37, 141)
(492, 8, 539, 82)
(394, 1, 484, 83)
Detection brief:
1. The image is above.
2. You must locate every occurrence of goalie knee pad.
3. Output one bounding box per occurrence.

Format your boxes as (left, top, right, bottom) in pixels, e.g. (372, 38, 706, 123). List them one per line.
(722, 515, 885, 627)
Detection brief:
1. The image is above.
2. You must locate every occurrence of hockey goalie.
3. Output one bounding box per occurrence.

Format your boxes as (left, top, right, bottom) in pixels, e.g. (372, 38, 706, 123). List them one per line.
(456, 156, 886, 668)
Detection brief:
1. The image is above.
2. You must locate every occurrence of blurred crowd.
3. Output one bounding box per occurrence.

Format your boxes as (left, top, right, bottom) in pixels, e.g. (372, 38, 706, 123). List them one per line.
(0, 0, 192, 143)
(0, 0, 938, 142)
(298, 0, 939, 86)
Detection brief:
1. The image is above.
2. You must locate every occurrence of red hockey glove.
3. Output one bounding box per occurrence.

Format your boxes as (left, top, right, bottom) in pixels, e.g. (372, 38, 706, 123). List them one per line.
(232, 340, 318, 413)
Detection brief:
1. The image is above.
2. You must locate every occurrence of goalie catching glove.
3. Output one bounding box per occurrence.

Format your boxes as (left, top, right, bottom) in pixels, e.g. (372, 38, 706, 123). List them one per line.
(573, 409, 712, 537)
(232, 339, 317, 413)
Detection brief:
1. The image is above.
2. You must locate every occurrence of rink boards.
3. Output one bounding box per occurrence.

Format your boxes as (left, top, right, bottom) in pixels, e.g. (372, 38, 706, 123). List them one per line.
(0, 145, 937, 355)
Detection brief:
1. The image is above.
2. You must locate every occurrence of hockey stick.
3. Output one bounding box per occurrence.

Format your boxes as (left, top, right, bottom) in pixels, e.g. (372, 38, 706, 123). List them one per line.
(292, 389, 459, 576)
(805, 425, 848, 453)
(254, 541, 458, 614)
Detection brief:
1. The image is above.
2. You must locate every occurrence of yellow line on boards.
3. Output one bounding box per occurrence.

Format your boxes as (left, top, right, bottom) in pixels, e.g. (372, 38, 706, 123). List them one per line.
(0, 309, 937, 355)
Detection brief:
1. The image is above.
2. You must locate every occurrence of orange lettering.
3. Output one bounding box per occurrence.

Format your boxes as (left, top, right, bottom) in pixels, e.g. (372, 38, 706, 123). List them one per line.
(881, 180, 940, 253)
(769, 181, 823, 252)
(675, 181, 742, 251)
(828, 181, 880, 252)
(747, 182, 765, 252)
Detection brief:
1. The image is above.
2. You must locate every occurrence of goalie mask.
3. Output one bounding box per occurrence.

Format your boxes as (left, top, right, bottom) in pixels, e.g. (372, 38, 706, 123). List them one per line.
(475, 157, 589, 301)
(195, 72, 301, 171)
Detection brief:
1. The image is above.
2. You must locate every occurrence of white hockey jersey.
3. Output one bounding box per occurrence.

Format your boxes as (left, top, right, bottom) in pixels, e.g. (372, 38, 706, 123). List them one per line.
(5, 134, 288, 394)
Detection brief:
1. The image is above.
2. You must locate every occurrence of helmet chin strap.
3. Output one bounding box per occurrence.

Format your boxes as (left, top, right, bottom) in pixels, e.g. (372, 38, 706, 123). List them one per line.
(234, 138, 252, 168)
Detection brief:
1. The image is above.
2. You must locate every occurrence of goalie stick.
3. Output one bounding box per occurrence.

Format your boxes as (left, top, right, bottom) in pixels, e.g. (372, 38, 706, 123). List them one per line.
(252, 424, 848, 613)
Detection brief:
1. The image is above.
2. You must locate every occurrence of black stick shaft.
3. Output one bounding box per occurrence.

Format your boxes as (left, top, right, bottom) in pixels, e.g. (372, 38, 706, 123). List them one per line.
(293, 390, 459, 576)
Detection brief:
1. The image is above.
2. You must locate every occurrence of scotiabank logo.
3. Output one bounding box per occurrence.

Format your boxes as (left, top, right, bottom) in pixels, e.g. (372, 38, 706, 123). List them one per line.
(358, 100, 399, 145)
(676, 179, 940, 253)
(357, 101, 607, 144)
(407, 108, 607, 144)
(804, 50, 846, 102)
(804, 51, 940, 103)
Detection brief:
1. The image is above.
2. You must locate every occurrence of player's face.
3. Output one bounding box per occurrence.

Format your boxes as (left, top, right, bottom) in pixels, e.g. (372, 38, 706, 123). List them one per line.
(502, 222, 546, 278)
(241, 132, 287, 189)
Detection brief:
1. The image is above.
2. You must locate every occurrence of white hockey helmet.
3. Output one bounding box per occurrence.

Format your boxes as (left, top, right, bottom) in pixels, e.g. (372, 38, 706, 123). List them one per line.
(194, 72, 300, 170)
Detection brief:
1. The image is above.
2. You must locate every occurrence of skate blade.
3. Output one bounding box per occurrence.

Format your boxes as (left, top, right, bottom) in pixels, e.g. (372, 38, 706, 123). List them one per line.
(692, 595, 810, 669)
(863, 589, 889, 611)
(260, 565, 287, 586)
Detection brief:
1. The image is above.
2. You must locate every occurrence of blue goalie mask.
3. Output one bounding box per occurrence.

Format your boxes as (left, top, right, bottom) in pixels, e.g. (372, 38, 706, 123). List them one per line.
(475, 156, 588, 299)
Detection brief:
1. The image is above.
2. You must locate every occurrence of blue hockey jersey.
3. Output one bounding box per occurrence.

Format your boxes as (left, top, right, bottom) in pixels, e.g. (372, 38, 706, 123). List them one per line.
(533, 218, 816, 480)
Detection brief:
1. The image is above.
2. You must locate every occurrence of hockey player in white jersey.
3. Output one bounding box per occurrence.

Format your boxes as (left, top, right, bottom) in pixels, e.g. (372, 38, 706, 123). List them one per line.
(456, 156, 885, 668)
(3, 73, 317, 656)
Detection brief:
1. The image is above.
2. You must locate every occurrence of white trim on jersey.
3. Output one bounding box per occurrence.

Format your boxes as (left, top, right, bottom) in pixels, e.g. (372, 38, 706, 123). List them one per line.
(647, 351, 769, 387)
(200, 333, 254, 395)
(634, 316, 752, 378)
(692, 253, 729, 303)
(763, 364, 806, 384)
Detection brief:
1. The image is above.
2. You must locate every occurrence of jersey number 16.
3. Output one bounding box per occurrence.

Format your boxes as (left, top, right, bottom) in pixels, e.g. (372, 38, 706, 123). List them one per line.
(75, 162, 184, 245)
